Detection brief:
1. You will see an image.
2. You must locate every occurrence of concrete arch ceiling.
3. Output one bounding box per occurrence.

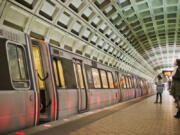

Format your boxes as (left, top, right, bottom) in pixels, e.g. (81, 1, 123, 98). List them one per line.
(94, 0, 180, 72)
(1, 0, 158, 79)
(3, 0, 179, 78)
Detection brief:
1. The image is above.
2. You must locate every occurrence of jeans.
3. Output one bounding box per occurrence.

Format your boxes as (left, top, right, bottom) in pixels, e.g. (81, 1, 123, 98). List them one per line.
(156, 92, 162, 103)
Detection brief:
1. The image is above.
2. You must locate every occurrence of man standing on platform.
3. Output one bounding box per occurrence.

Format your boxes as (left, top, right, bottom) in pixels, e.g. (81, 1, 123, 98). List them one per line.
(171, 59, 180, 118)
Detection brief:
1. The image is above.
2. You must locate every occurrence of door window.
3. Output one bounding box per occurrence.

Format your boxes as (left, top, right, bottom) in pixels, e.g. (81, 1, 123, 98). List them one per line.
(53, 59, 65, 88)
(32, 46, 44, 89)
(7, 42, 29, 88)
(85, 65, 94, 88)
(76, 64, 84, 88)
(53, 60, 59, 87)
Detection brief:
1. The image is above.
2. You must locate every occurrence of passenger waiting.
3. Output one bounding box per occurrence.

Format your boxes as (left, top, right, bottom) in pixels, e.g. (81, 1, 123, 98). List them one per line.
(154, 75, 164, 104)
(171, 59, 180, 118)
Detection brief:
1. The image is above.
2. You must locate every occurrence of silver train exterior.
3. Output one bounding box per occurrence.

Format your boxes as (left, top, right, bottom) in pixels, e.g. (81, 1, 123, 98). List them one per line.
(0, 25, 154, 134)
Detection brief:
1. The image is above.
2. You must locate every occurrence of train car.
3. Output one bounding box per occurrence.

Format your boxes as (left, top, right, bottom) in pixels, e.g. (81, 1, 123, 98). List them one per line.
(0, 24, 59, 134)
(0, 25, 37, 134)
(0, 25, 154, 134)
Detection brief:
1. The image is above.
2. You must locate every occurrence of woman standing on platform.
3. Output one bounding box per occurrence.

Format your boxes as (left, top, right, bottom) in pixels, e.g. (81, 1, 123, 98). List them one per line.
(155, 75, 164, 104)
(171, 59, 180, 118)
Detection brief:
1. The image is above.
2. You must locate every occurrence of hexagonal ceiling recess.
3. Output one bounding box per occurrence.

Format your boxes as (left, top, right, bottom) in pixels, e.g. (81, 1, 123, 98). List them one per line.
(95, 0, 180, 72)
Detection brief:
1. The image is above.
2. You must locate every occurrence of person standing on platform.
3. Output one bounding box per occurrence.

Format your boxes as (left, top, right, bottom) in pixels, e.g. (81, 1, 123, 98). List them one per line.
(154, 75, 164, 104)
(171, 59, 180, 118)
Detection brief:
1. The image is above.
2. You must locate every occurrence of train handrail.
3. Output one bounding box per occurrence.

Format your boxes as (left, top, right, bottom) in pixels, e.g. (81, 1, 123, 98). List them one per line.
(37, 72, 49, 81)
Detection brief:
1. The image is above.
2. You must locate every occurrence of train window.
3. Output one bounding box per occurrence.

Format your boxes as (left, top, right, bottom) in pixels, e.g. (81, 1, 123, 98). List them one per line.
(128, 77, 132, 88)
(143, 81, 146, 89)
(85, 64, 94, 88)
(61, 58, 77, 89)
(53, 59, 65, 88)
(113, 72, 119, 88)
(136, 79, 140, 88)
(32, 46, 45, 89)
(131, 78, 134, 88)
(107, 72, 114, 88)
(126, 77, 129, 88)
(141, 80, 144, 88)
(132, 78, 135, 88)
(128, 77, 131, 88)
(140, 80, 143, 88)
(53, 60, 59, 86)
(125, 76, 130, 88)
(133, 78, 137, 88)
(57, 60, 65, 87)
(119, 76, 124, 88)
(100, 70, 108, 88)
(76, 64, 84, 88)
(123, 76, 127, 88)
(130, 77, 134, 88)
(7, 43, 29, 88)
(127, 77, 131, 88)
(92, 68, 101, 88)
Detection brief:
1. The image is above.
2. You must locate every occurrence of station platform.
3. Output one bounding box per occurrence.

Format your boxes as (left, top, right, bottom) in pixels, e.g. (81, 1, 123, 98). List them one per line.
(11, 91, 180, 135)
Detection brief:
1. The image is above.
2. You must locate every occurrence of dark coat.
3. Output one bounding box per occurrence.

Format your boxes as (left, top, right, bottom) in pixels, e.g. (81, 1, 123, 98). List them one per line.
(171, 68, 180, 96)
(171, 80, 180, 96)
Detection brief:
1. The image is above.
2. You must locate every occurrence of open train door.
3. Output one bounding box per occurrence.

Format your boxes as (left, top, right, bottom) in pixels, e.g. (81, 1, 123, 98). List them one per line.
(73, 59, 88, 112)
(29, 39, 57, 123)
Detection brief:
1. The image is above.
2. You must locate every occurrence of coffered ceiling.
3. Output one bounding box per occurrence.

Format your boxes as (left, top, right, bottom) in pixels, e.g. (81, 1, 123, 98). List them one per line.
(95, 0, 180, 72)
(1, 0, 180, 79)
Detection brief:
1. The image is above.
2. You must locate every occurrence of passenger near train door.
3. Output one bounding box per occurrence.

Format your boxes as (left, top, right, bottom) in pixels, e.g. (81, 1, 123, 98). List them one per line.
(31, 40, 57, 122)
(73, 59, 88, 112)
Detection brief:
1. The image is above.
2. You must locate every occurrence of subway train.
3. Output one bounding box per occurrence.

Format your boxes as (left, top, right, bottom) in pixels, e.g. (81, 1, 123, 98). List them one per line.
(0, 25, 154, 134)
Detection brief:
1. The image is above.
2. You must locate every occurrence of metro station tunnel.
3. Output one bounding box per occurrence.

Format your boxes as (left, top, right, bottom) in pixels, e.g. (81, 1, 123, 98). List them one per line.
(0, 0, 180, 135)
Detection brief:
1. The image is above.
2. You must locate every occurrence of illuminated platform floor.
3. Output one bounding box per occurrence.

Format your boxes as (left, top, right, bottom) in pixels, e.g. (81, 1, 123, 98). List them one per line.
(11, 91, 180, 135)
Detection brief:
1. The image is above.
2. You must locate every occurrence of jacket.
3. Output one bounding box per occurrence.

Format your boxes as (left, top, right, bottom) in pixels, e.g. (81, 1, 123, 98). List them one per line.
(155, 80, 164, 93)
(171, 67, 180, 96)
(171, 80, 180, 96)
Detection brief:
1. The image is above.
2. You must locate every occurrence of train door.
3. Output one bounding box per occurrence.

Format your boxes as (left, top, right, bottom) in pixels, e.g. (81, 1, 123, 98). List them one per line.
(31, 40, 57, 123)
(73, 59, 88, 112)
